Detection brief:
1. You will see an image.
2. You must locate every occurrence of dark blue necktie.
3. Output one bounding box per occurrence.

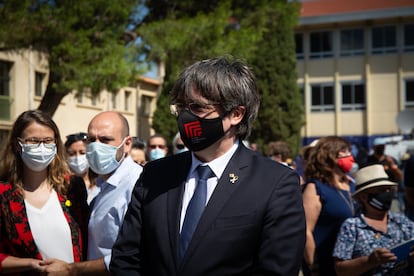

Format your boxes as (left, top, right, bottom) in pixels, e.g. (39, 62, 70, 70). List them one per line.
(180, 165, 214, 260)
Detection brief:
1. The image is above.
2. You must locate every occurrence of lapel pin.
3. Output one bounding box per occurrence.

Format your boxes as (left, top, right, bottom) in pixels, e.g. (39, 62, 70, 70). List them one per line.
(229, 173, 238, 184)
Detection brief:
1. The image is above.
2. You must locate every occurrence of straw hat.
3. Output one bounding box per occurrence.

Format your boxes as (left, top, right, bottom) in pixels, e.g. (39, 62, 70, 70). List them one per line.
(353, 164, 397, 196)
(373, 137, 387, 146)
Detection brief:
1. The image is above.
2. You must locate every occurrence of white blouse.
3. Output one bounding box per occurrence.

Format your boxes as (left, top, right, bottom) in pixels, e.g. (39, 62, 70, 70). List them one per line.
(25, 189, 74, 262)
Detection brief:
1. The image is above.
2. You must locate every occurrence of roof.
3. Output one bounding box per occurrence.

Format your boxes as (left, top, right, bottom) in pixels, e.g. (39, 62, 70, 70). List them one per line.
(139, 76, 162, 86)
(299, 0, 414, 25)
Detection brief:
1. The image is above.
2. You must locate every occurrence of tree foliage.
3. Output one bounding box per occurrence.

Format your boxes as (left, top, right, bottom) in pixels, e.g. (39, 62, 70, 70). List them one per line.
(139, 0, 265, 142)
(249, 1, 304, 155)
(0, 0, 143, 115)
(138, 0, 304, 154)
(0, 0, 305, 154)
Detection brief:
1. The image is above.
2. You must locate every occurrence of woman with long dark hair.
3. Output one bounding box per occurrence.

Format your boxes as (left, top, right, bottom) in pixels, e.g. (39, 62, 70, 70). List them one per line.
(0, 110, 87, 274)
(302, 136, 356, 275)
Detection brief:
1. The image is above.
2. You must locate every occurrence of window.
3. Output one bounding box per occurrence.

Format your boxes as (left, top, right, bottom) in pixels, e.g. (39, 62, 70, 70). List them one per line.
(91, 93, 98, 106)
(0, 61, 11, 97)
(341, 82, 366, 111)
(309, 31, 333, 58)
(340, 28, 364, 56)
(35, 72, 45, 97)
(112, 91, 118, 109)
(141, 95, 152, 116)
(295, 33, 304, 59)
(0, 61, 12, 120)
(403, 24, 414, 52)
(125, 90, 131, 111)
(311, 84, 334, 112)
(405, 79, 414, 109)
(76, 92, 83, 103)
(371, 25, 396, 54)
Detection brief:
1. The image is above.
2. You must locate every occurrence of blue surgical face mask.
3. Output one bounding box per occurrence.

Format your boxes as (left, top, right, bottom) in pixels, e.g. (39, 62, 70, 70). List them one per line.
(67, 154, 89, 175)
(149, 148, 166, 161)
(19, 142, 57, 172)
(86, 138, 126, 175)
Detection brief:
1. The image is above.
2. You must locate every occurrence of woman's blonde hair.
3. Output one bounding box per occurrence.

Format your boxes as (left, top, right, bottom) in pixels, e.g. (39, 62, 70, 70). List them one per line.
(0, 110, 70, 196)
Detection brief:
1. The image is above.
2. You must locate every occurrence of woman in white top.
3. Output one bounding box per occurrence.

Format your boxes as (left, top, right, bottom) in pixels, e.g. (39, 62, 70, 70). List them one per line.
(0, 110, 87, 274)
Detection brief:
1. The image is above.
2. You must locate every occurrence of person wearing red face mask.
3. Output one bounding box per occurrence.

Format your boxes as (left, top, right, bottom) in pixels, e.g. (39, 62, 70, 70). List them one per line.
(302, 136, 356, 276)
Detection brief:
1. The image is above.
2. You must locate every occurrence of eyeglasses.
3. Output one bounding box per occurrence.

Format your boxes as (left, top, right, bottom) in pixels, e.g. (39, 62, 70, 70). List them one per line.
(149, 144, 166, 150)
(176, 144, 185, 150)
(18, 137, 56, 145)
(66, 132, 88, 143)
(170, 102, 220, 117)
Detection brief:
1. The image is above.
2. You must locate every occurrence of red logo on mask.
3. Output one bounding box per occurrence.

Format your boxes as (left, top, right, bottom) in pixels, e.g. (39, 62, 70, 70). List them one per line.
(184, 121, 202, 138)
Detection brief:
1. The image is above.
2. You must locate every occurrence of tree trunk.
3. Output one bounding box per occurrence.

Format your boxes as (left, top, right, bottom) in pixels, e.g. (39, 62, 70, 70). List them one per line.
(37, 71, 70, 117)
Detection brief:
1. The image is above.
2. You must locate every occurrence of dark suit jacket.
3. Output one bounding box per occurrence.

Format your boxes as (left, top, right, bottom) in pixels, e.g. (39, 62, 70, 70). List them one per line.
(110, 143, 306, 275)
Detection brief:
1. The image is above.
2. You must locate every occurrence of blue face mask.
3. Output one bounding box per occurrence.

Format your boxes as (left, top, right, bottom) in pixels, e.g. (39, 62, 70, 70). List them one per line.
(150, 148, 166, 161)
(86, 139, 125, 175)
(67, 154, 89, 175)
(19, 142, 57, 172)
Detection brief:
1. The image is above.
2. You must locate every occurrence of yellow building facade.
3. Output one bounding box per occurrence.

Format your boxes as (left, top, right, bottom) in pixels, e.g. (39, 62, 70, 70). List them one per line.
(0, 49, 163, 149)
(296, 0, 414, 150)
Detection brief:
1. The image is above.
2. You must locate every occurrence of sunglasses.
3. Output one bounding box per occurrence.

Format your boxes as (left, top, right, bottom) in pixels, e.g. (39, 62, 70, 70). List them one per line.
(66, 132, 88, 143)
(176, 144, 185, 150)
(132, 137, 146, 149)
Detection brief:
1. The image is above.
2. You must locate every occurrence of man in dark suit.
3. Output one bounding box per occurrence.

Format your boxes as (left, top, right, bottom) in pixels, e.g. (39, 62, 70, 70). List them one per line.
(110, 57, 306, 275)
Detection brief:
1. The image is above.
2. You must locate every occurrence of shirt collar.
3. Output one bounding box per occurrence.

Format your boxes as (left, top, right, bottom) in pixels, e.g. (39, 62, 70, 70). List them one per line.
(97, 155, 135, 188)
(359, 212, 397, 229)
(190, 139, 239, 179)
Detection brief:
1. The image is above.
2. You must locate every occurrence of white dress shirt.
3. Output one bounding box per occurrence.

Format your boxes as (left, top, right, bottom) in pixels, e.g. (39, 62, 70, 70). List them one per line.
(180, 140, 239, 231)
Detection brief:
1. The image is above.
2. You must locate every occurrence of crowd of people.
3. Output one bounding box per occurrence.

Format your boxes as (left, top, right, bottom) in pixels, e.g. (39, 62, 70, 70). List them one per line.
(0, 56, 413, 275)
(262, 135, 414, 275)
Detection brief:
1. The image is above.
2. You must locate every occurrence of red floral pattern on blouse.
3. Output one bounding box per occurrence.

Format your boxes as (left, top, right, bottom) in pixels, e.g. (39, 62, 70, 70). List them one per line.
(0, 180, 86, 274)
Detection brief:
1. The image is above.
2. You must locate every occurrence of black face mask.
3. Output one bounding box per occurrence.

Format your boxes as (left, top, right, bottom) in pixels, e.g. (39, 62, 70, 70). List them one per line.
(367, 190, 394, 211)
(177, 110, 225, 152)
(374, 145, 385, 155)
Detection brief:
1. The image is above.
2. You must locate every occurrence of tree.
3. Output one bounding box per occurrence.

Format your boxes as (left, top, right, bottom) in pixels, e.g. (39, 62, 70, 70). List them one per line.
(249, 1, 304, 155)
(136, 0, 304, 153)
(0, 0, 143, 116)
(137, 0, 265, 143)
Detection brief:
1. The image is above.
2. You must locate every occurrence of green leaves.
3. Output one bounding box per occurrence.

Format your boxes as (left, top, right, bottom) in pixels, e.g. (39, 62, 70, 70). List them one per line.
(0, 0, 143, 115)
(143, 1, 304, 153)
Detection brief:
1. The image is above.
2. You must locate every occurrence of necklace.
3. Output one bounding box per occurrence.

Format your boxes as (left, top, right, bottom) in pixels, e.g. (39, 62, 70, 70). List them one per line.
(337, 189, 355, 216)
